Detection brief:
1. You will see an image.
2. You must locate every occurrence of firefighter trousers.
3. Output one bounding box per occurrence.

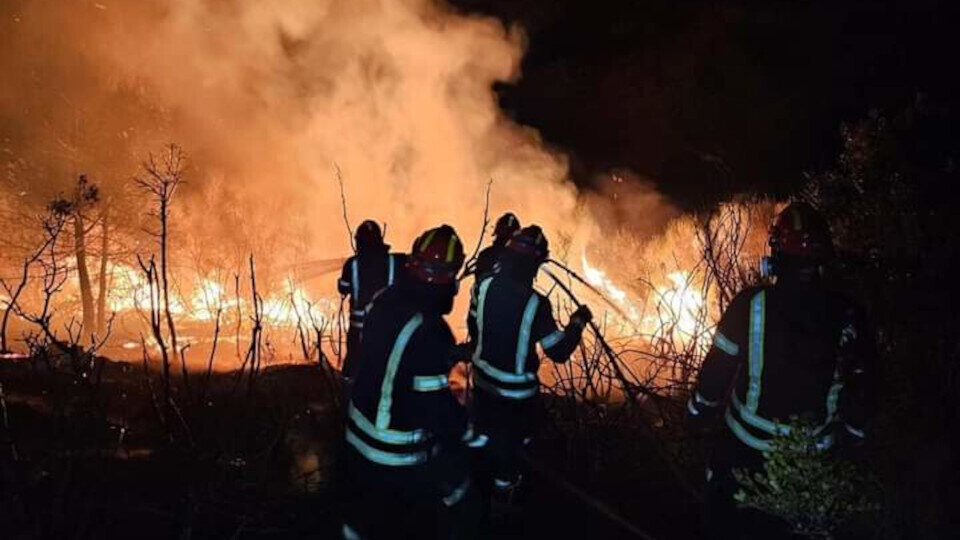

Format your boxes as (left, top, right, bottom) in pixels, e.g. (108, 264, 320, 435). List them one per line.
(341, 445, 480, 540)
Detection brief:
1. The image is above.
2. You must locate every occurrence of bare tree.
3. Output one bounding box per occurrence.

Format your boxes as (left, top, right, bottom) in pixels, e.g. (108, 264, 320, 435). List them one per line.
(69, 175, 101, 338)
(696, 201, 766, 312)
(135, 144, 189, 394)
(95, 202, 110, 335)
(9, 203, 80, 353)
(234, 255, 265, 396)
(0, 202, 70, 352)
(334, 163, 355, 253)
(461, 178, 493, 279)
(138, 255, 172, 404)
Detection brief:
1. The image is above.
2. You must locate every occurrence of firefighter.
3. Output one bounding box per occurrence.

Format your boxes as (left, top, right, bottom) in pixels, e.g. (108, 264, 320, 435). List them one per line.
(687, 202, 874, 539)
(341, 225, 479, 540)
(465, 225, 592, 512)
(470, 212, 520, 278)
(337, 220, 405, 380)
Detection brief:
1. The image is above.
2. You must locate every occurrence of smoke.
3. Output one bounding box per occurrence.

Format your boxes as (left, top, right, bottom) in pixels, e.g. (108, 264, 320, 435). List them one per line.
(1, 0, 675, 288)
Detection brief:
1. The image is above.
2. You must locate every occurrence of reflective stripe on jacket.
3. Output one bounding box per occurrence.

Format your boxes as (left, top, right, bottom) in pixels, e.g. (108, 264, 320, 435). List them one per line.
(690, 285, 872, 453)
(338, 252, 402, 330)
(347, 286, 467, 466)
(467, 274, 582, 400)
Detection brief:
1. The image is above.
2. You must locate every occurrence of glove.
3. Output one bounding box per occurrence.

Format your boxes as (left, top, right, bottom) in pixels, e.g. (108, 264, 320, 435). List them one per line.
(569, 305, 593, 329)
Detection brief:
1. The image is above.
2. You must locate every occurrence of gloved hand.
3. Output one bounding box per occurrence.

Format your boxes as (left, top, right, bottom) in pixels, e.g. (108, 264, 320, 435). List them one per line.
(569, 305, 593, 329)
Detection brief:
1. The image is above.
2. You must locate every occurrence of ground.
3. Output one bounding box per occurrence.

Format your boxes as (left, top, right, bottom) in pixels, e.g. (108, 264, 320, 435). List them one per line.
(0, 356, 700, 539)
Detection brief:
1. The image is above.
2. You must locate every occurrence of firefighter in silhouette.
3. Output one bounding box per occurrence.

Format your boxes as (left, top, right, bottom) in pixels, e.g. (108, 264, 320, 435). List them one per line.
(469, 212, 520, 279)
(341, 225, 479, 540)
(338, 220, 405, 380)
(465, 225, 592, 514)
(687, 202, 875, 539)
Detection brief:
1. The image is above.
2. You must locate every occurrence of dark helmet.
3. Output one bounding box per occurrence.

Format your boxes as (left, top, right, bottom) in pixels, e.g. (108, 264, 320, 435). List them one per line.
(355, 220, 384, 250)
(769, 202, 834, 261)
(505, 225, 549, 263)
(407, 225, 465, 285)
(493, 213, 520, 240)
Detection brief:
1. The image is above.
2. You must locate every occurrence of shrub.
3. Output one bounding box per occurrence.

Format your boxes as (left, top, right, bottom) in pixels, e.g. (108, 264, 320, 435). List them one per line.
(733, 419, 880, 539)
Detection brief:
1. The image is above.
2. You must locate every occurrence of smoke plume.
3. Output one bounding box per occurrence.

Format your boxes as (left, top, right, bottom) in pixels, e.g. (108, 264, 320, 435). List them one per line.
(1, 0, 673, 289)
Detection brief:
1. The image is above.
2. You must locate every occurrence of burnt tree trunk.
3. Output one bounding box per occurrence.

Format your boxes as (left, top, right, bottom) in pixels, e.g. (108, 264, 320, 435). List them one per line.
(159, 196, 187, 393)
(95, 209, 109, 335)
(1, 260, 33, 353)
(136, 145, 189, 397)
(73, 211, 96, 339)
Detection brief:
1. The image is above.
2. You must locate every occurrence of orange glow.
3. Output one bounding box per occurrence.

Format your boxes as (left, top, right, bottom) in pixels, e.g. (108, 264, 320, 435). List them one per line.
(0, 1, 777, 380)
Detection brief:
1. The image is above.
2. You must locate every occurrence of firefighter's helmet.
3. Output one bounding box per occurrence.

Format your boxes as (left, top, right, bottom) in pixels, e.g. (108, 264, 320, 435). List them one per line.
(407, 225, 465, 284)
(505, 225, 549, 263)
(493, 212, 520, 240)
(355, 220, 384, 250)
(769, 202, 834, 261)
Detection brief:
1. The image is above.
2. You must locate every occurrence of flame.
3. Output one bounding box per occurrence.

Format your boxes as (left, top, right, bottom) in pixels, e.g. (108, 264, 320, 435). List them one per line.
(106, 264, 171, 314)
(191, 278, 229, 321)
(579, 250, 642, 327)
(579, 250, 710, 349)
(105, 265, 332, 330)
(643, 271, 705, 347)
(261, 280, 333, 328)
(581, 252, 628, 305)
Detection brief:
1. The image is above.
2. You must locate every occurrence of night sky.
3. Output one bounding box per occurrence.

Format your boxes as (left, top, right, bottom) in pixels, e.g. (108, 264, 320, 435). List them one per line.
(451, 0, 958, 208)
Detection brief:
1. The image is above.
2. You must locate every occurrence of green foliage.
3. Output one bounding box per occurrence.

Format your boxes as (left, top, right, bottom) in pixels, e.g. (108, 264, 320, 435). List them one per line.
(799, 99, 960, 537)
(801, 111, 922, 264)
(733, 419, 880, 539)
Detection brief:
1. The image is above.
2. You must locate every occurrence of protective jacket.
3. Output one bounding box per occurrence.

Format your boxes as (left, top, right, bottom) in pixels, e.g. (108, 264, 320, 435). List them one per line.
(338, 249, 405, 378)
(465, 271, 585, 489)
(688, 282, 874, 539)
(468, 273, 582, 401)
(688, 284, 873, 453)
(343, 283, 474, 539)
(347, 284, 468, 467)
(472, 242, 507, 280)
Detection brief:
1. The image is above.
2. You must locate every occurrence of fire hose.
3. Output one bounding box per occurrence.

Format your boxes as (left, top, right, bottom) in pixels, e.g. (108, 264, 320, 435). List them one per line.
(540, 266, 656, 403)
(521, 453, 660, 540)
(540, 265, 705, 503)
(545, 259, 636, 325)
